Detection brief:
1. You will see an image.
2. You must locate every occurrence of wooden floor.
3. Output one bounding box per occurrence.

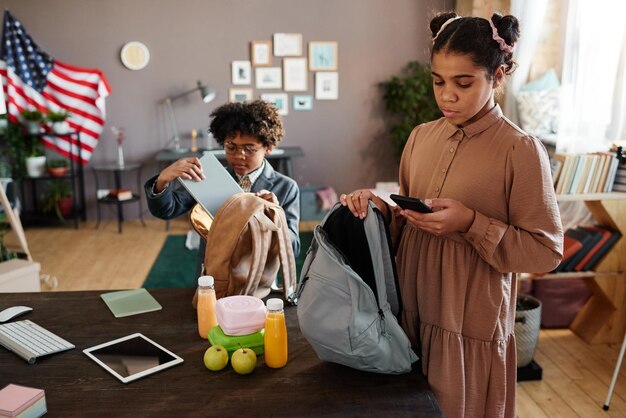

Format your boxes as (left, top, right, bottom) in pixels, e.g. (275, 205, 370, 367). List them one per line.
(4, 219, 626, 416)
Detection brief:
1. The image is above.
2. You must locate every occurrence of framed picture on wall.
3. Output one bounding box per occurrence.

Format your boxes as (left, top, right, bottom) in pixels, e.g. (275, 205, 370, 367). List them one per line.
(293, 95, 313, 111)
(283, 58, 307, 91)
(232, 60, 252, 85)
(309, 42, 338, 71)
(229, 88, 253, 103)
(315, 72, 338, 100)
(255, 67, 282, 89)
(251, 40, 272, 66)
(273, 33, 302, 57)
(261, 93, 289, 116)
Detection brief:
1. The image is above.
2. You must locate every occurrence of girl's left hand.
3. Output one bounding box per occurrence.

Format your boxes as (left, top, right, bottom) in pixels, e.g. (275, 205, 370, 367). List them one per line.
(400, 198, 475, 235)
(255, 189, 278, 204)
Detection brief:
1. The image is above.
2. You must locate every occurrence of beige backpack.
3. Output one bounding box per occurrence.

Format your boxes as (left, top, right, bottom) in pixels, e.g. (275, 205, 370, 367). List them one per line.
(190, 193, 296, 303)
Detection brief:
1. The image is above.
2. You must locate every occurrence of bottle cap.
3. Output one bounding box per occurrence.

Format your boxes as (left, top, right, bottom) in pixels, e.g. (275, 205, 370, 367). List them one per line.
(198, 275, 214, 287)
(266, 298, 283, 311)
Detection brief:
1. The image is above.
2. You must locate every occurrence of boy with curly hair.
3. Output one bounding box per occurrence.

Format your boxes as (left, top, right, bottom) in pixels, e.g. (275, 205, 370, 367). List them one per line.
(145, 100, 300, 277)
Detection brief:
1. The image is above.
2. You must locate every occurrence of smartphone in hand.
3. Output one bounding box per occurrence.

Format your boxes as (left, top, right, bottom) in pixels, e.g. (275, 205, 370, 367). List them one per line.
(389, 194, 433, 214)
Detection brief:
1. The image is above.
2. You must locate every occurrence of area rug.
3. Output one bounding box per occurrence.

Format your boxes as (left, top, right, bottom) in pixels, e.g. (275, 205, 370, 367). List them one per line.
(143, 231, 314, 289)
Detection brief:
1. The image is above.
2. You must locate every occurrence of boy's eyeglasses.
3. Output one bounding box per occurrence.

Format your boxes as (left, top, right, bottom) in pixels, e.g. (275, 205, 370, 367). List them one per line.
(224, 142, 262, 156)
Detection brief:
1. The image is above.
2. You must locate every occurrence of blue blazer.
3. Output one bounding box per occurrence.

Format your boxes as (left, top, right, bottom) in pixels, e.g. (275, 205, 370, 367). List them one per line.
(144, 161, 300, 276)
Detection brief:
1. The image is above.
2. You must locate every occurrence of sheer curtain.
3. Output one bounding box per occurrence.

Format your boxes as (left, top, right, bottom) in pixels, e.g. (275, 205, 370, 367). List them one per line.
(557, 0, 626, 153)
(502, 0, 549, 125)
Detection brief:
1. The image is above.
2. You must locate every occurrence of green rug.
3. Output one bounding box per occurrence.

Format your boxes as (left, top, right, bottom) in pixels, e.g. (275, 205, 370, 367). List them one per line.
(143, 231, 314, 288)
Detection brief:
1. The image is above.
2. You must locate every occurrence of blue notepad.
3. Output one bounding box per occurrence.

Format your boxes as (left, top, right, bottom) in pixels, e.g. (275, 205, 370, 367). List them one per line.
(177, 153, 243, 217)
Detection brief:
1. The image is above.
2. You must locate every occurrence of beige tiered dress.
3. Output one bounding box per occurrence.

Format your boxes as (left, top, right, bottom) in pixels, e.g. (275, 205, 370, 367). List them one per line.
(391, 105, 563, 418)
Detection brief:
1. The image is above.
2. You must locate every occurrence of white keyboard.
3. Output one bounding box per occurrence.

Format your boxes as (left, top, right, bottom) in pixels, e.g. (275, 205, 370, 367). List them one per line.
(0, 319, 75, 364)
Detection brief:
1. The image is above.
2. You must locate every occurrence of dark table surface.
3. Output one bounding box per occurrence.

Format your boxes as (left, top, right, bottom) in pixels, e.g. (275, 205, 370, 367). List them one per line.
(0, 289, 441, 417)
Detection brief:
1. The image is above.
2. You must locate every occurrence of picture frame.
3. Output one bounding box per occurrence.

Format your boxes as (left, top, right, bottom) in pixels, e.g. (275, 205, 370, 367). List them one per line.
(231, 60, 252, 85)
(309, 41, 338, 71)
(255, 67, 282, 89)
(261, 93, 289, 116)
(228, 88, 253, 103)
(273, 33, 303, 57)
(283, 58, 308, 92)
(250, 40, 272, 67)
(293, 95, 313, 111)
(315, 72, 339, 100)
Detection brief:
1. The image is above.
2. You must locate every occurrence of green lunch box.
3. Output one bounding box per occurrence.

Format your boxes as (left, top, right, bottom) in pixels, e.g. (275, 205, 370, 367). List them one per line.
(208, 325, 265, 356)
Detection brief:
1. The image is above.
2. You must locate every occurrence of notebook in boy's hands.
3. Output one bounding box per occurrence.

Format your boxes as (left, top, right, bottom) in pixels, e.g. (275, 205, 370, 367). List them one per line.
(177, 152, 243, 217)
(100, 288, 162, 318)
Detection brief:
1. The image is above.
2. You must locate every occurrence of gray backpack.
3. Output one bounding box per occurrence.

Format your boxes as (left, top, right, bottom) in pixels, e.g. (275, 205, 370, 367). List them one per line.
(295, 202, 418, 374)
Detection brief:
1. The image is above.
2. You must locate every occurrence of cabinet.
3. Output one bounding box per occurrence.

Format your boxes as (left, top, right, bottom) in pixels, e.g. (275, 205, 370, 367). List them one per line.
(524, 192, 626, 345)
(19, 132, 86, 229)
(92, 163, 145, 233)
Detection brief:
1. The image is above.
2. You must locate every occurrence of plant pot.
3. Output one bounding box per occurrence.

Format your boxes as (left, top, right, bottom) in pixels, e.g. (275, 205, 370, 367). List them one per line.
(52, 121, 70, 135)
(25, 156, 47, 178)
(57, 196, 73, 218)
(26, 121, 41, 135)
(47, 166, 69, 177)
(515, 294, 542, 368)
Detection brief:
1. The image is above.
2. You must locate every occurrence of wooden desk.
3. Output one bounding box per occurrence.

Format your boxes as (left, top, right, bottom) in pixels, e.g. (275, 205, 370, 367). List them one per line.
(155, 146, 304, 178)
(0, 289, 442, 417)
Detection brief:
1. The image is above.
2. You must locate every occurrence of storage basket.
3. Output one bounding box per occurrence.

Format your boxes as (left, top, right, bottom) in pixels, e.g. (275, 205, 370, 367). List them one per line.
(515, 294, 542, 368)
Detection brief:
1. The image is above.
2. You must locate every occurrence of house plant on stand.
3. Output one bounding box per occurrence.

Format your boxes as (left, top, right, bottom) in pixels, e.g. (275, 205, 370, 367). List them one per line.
(24, 136, 46, 178)
(47, 159, 70, 177)
(20, 109, 43, 135)
(45, 110, 71, 135)
(41, 180, 73, 222)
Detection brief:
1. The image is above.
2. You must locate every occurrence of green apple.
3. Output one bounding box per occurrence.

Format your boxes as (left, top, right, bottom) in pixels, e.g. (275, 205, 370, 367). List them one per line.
(231, 347, 257, 375)
(204, 345, 229, 371)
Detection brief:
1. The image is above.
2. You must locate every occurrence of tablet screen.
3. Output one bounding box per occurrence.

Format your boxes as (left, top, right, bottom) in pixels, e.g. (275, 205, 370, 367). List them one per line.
(83, 333, 184, 383)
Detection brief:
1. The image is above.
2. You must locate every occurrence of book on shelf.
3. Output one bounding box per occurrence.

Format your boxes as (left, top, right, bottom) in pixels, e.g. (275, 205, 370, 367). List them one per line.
(554, 228, 586, 272)
(106, 188, 133, 201)
(574, 226, 614, 271)
(581, 229, 622, 271)
(552, 151, 621, 195)
(561, 227, 604, 272)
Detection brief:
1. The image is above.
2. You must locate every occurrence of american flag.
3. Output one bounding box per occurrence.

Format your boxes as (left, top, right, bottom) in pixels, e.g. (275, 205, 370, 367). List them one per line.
(0, 10, 111, 164)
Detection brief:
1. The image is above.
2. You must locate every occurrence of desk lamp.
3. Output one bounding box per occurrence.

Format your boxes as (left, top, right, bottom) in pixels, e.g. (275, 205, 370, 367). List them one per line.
(163, 80, 216, 153)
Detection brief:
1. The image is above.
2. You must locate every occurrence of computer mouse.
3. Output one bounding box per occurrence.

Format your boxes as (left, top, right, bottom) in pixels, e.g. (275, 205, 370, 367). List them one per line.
(0, 306, 33, 323)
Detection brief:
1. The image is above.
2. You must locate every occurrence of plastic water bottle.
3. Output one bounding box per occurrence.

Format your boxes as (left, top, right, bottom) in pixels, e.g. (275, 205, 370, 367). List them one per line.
(197, 275, 217, 339)
(264, 298, 288, 368)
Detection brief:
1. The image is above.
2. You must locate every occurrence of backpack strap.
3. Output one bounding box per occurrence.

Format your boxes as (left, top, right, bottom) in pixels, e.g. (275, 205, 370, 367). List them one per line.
(268, 206, 297, 303)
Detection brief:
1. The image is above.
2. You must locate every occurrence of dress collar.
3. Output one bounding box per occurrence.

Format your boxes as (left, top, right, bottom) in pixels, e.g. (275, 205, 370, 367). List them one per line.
(444, 104, 503, 138)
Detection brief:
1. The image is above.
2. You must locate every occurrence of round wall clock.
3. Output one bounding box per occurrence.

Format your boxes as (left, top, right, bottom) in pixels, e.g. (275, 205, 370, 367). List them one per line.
(120, 41, 150, 71)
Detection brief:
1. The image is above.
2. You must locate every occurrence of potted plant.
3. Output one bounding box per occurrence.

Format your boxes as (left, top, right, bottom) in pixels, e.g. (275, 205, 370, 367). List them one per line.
(23, 135, 46, 178)
(45, 110, 71, 134)
(0, 224, 19, 262)
(47, 159, 70, 177)
(41, 180, 73, 222)
(20, 109, 44, 135)
(379, 61, 442, 158)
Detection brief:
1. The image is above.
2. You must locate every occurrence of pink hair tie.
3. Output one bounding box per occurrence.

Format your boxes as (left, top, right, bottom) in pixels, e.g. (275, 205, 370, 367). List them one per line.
(488, 19, 514, 53)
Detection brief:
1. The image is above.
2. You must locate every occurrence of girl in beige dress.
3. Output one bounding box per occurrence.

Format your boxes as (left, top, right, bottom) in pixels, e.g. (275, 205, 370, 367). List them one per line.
(341, 12, 564, 418)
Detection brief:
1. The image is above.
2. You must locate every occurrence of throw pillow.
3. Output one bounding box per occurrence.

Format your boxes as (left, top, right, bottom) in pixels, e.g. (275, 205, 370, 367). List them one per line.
(520, 68, 560, 92)
(516, 87, 560, 137)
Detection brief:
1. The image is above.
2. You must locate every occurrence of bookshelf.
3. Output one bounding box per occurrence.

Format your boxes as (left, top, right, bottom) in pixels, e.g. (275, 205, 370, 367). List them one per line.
(525, 193, 626, 344)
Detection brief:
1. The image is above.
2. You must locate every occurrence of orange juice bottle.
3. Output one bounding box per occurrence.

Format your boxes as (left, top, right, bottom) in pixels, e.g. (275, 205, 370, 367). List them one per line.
(264, 298, 288, 368)
(197, 275, 217, 339)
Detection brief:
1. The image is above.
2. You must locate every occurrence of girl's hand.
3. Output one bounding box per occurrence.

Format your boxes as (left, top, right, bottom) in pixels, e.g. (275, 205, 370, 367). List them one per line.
(339, 189, 387, 219)
(255, 189, 278, 204)
(155, 157, 205, 192)
(400, 198, 475, 235)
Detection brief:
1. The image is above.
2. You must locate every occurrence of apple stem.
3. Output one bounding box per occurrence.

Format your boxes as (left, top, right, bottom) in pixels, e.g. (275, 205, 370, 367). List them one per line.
(238, 342, 246, 353)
